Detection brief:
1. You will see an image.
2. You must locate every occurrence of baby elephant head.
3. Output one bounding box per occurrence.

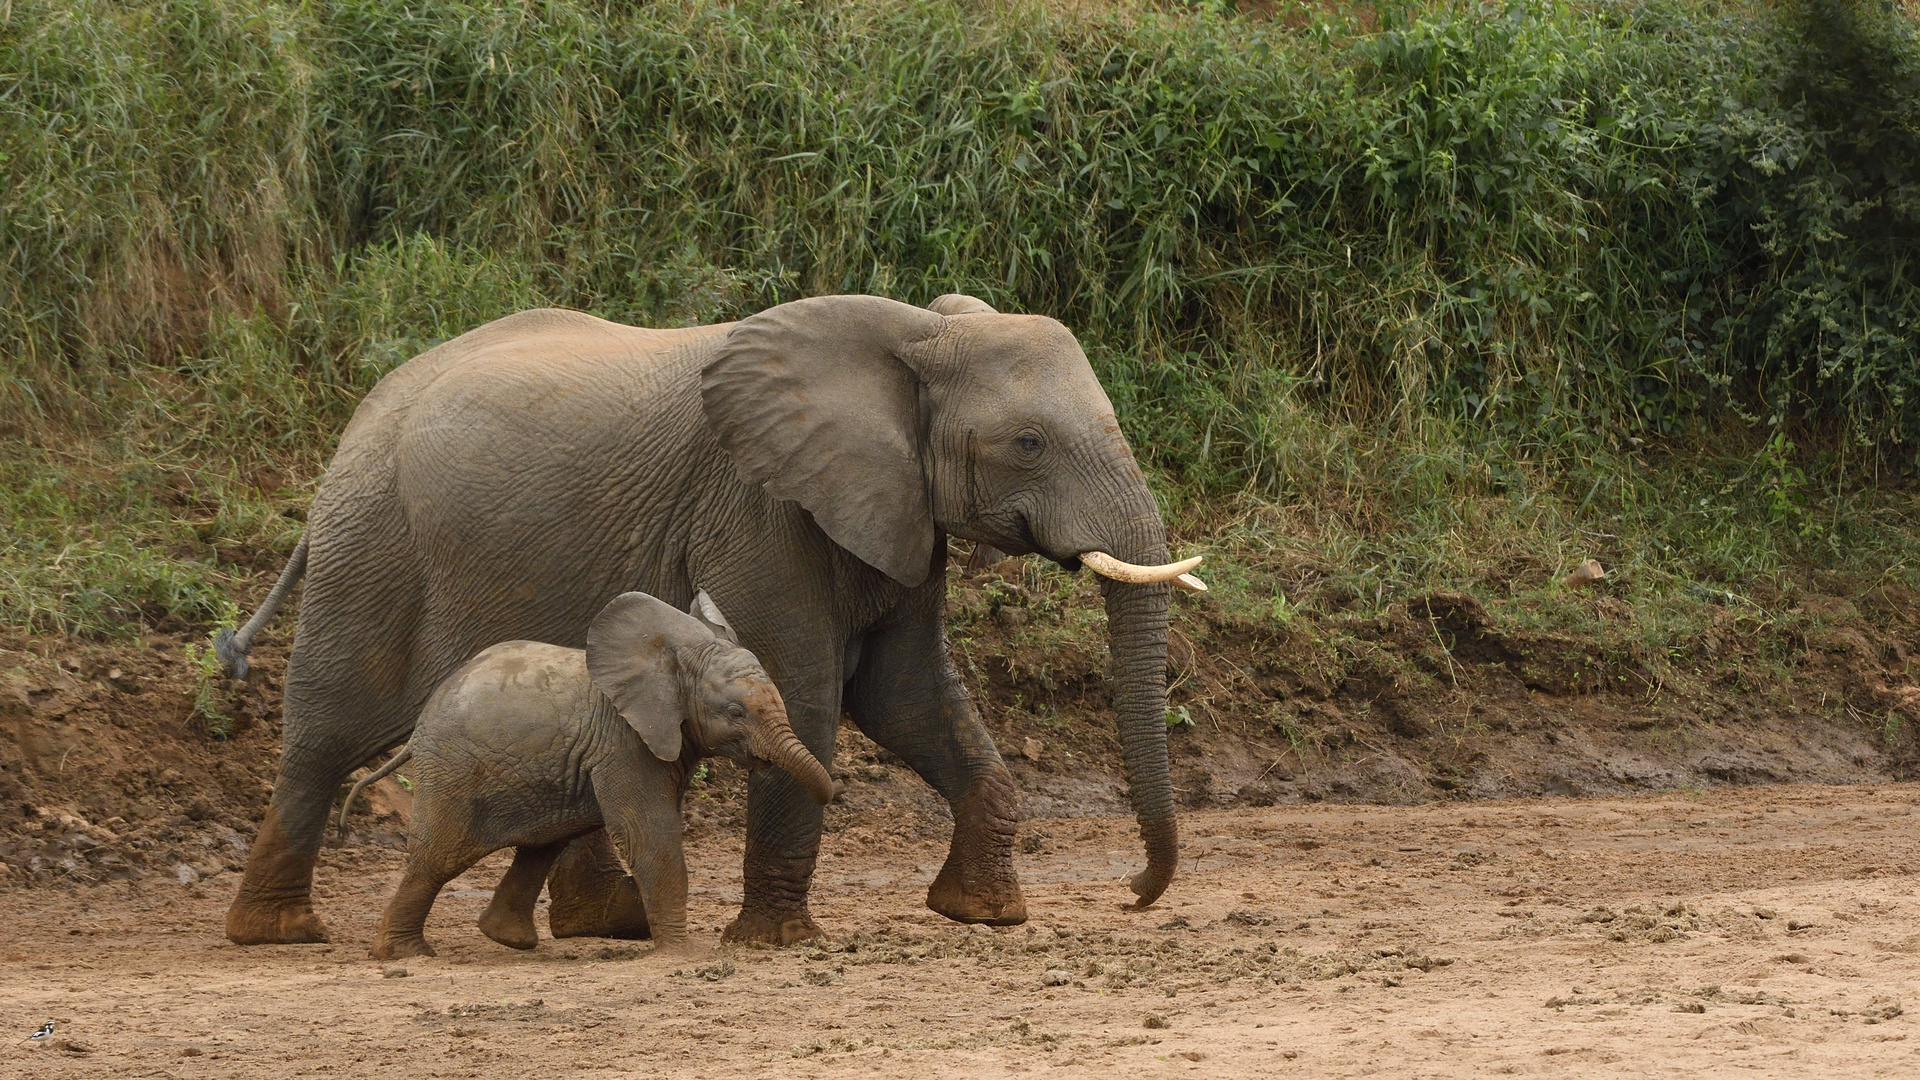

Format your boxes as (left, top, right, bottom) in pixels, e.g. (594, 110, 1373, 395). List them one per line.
(584, 591, 836, 805)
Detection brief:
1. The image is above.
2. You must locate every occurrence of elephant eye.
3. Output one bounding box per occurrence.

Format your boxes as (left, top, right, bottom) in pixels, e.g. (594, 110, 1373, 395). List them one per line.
(727, 702, 746, 719)
(1014, 432, 1043, 457)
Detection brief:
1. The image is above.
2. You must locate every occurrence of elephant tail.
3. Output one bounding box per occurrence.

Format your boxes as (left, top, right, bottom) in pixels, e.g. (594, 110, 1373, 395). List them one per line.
(213, 533, 309, 680)
(336, 746, 413, 836)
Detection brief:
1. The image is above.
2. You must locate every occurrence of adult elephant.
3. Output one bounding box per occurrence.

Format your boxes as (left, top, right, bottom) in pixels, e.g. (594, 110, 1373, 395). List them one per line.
(219, 293, 1199, 946)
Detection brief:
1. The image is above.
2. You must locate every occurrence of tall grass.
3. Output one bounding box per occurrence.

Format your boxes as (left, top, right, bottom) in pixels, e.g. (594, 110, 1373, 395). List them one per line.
(1, 0, 1917, 634)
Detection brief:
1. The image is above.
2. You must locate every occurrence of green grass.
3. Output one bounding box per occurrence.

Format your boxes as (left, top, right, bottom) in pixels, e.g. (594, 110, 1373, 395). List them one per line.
(1, 0, 1917, 640)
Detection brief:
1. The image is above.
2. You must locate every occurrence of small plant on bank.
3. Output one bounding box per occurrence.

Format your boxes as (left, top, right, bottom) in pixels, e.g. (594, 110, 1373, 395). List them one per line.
(183, 638, 235, 741)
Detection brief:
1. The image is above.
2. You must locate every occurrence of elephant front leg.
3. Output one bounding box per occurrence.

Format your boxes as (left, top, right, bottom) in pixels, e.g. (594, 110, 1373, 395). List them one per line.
(590, 764, 693, 951)
(725, 768, 827, 945)
(847, 606, 1027, 926)
(545, 829, 651, 940)
(924, 765, 1025, 925)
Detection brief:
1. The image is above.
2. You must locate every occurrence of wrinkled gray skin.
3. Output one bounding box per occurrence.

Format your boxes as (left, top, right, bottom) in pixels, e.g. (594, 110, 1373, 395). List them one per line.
(224, 292, 1177, 948)
(364, 593, 835, 959)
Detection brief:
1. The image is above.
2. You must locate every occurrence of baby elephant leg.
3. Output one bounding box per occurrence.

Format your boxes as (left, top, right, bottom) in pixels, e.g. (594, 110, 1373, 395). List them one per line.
(372, 865, 452, 960)
(546, 829, 651, 940)
(478, 843, 565, 951)
(371, 841, 488, 959)
(590, 763, 690, 950)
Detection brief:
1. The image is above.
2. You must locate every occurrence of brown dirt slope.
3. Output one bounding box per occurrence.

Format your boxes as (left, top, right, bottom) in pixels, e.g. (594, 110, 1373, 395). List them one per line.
(4, 554, 1920, 888)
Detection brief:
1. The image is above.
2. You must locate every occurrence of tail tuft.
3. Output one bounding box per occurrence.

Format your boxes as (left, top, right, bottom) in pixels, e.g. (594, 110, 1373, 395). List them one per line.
(213, 627, 249, 681)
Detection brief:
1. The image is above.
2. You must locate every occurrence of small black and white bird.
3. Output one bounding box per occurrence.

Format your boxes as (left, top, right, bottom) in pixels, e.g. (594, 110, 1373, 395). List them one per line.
(25, 1020, 54, 1044)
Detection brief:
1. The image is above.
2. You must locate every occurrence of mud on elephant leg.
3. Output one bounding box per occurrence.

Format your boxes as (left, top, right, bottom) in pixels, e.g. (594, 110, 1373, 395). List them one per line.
(546, 830, 650, 940)
(226, 805, 331, 946)
(926, 765, 1027, 925)
(479, 842, 565, 950)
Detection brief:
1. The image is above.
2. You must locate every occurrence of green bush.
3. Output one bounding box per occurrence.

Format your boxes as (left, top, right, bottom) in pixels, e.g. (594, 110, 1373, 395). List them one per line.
(1, 0, 1917, 632)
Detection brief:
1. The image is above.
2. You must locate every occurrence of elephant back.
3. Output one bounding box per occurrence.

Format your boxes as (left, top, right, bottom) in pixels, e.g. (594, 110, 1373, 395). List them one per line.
(413, 640, 598, 773)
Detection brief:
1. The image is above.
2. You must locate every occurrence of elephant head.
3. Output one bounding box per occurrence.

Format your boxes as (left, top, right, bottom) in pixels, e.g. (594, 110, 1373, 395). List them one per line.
(701, 294, 1194, 905)
(586, 591, 838, 806)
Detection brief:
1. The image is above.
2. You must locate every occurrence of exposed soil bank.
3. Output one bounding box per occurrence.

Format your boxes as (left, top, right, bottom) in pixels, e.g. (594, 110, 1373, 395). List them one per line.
(5, 562, 1920, 887)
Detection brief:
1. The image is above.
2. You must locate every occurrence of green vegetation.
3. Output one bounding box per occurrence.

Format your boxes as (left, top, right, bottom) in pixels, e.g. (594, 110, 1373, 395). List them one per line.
(1, 0, 1916, 638)
(182, 638, 237, 739)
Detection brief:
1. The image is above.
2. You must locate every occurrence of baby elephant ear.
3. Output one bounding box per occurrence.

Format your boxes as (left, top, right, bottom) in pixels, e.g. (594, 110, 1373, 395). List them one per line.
(586, 592, 714, 762)
(688, 589, 739, 644)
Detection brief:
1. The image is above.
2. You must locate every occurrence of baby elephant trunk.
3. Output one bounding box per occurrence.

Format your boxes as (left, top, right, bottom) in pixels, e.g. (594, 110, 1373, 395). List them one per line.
(748, 701, 837, 806)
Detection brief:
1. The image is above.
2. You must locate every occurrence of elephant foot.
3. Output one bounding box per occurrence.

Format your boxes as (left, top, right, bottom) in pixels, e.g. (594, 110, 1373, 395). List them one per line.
(548, 877, 650, 939)
(927, 771, 1027, 926)
(225, 806, 331, 945)
(726, 840, 824, 945)
(648, 933, 700, 959)
(225, 898, 330, 946)
(546, 831, 651, 940)
(479, 843, 562, 950)
(720, 909, 823, 946)
(927, 864, 1027, 925)
(369, 934, 435, 960)
(477, 901, 540, 951)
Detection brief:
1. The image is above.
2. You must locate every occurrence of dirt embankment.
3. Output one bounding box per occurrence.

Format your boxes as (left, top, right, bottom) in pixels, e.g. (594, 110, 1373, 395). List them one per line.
(957, 563, 1920, 824)
(4, 561, 1919, 889)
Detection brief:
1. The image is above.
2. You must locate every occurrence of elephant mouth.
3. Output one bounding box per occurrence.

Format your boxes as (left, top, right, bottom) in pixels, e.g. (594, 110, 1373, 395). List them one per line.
(992, 514, 1207, 591)
(718, 747, 773, 771)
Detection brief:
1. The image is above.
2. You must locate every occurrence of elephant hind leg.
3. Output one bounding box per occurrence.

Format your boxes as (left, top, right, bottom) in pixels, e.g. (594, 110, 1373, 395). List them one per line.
(372, 843, 487, 960)
(546, 830, 651, 940)
(478, 843, 565, 950)
(225, 804, 332, 945)
(228, 628, 422, 946)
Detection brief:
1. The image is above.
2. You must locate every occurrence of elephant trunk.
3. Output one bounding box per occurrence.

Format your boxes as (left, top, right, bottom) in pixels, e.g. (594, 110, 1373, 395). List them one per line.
(752, 714, 838, 806)
(1097, 528, 1178, 907)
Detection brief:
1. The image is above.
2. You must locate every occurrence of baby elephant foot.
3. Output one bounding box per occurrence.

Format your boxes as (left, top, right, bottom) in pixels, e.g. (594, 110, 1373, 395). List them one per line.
(721, 909, 823, 946)
(648, 933, 702, 960)
(477, 901, 540, 951)
(369, 933, 435, 960)
(547, 874, 650, 940)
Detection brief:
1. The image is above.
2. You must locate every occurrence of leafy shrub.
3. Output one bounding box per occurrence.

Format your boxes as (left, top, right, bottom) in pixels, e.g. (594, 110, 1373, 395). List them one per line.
(1, 0, 1917, 632)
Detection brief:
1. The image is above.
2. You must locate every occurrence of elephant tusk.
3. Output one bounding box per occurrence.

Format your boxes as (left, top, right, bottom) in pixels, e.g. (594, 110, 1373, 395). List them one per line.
(1079, 551, 1203, 585)
(1174, 572, 1208, 593)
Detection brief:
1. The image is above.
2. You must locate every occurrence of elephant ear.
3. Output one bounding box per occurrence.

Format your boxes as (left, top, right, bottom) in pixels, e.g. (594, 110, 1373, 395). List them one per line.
(702, 295, 947, 587)
(927, 293, 998, 316)
(585, 592, 715, 762)
(687, 589, 738, 644)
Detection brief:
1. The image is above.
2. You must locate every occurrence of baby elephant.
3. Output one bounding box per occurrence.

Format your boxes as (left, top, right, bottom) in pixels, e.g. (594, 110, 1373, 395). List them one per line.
(346, 590, 836, 959)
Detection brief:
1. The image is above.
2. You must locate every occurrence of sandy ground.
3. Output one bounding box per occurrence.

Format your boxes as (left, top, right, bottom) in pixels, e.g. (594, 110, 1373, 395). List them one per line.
(4, 784, 1919, 1078)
